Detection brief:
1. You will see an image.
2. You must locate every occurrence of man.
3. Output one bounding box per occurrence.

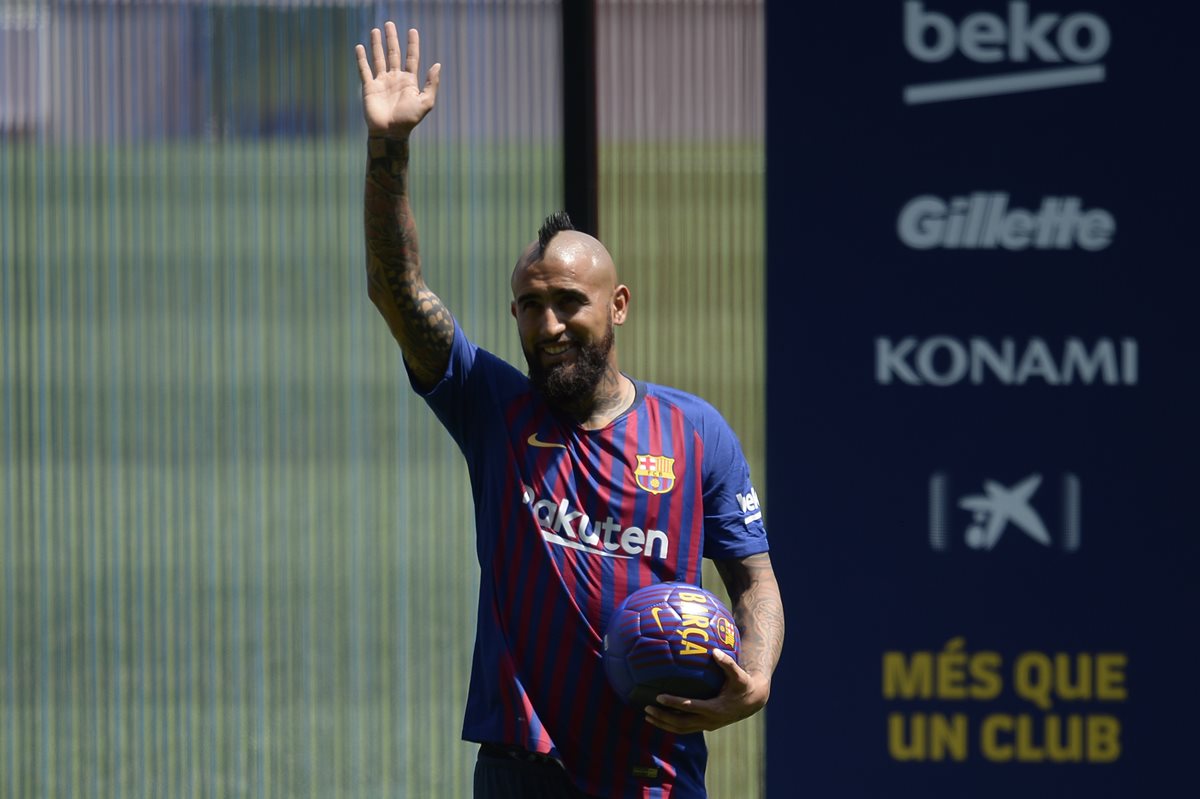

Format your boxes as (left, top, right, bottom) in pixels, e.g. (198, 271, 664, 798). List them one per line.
(355, 23, 784, 799)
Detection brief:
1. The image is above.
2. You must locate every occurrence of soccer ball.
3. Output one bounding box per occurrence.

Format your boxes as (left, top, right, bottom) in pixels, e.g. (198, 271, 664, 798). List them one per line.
(603, 581, 740, 707)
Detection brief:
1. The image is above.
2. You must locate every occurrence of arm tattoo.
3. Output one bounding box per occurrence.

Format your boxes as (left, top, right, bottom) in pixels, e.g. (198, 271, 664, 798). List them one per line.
(714, 553, 785, 681)
(364, 136, 453, 386)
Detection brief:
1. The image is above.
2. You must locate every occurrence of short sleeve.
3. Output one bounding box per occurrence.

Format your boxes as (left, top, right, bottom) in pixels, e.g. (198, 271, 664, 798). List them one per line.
(699, 410, 769, 561)
(404, 320, 525, 455)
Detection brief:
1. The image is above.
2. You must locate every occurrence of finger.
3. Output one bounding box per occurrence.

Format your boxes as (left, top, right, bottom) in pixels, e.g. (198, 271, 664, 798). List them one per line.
(654, 694, 699, 712)
(658, 694, 728, 724)
(643, 712, 675, 733)
(645, 714, 690, 734)
(424, 62, 442, 102)
(354, 44, 373, 85)
(406, 28, 421, 75)
(644, 705, 698, 734)
(370, 27, 386, 77)
(385, 21, 402, 72)
(712, 648, 751, 684)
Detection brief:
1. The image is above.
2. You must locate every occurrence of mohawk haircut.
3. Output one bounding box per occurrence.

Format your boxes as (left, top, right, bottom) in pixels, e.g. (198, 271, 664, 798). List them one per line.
(537, 211, 576, 257)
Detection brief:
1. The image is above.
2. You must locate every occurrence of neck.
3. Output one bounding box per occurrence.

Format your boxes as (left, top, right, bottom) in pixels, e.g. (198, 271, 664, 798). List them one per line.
(563, 365, 634, 430)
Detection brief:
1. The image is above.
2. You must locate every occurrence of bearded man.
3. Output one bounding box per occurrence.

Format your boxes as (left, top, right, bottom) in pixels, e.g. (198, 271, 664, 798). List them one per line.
(355, 23, 784, 799)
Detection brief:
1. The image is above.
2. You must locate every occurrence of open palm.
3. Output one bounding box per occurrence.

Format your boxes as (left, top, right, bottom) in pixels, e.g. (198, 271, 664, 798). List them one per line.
(355, 23, 441, 137)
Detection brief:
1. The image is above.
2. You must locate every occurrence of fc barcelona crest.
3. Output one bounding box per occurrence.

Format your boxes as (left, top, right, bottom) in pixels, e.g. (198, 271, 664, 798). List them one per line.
(634, 454, 676, 495)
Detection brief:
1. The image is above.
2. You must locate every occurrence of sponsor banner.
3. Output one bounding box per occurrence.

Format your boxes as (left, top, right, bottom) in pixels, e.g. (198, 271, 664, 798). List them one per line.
(765, 1, 1198, 796)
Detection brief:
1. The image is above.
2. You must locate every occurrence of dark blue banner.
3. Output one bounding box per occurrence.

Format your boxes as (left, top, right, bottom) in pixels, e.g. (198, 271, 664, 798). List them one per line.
(765, 2, 1199, 796)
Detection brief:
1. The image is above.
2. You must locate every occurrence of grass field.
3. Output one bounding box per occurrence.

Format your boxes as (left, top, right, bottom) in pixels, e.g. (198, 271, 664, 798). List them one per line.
(1, 135, 764, 798)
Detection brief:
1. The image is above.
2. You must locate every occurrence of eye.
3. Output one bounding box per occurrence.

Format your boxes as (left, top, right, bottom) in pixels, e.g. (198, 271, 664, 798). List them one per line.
(557, 293, 587, 313)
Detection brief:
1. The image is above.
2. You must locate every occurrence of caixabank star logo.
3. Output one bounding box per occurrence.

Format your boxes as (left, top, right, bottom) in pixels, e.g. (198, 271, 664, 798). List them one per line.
(929, 471, 1082, 552)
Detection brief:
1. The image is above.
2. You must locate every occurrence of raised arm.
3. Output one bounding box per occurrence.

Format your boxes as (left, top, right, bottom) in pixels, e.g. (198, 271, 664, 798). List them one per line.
(355, 23, 450, 389)
(644, 552, 785, 734)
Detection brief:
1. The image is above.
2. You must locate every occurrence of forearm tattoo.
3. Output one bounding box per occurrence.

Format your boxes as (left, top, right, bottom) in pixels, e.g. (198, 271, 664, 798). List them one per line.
(716, 554, 785, 681)
(364, 136, 453, 383)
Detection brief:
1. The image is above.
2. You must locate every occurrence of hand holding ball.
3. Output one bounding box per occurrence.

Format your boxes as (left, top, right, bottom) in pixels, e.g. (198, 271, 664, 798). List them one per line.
(603, 582, 740, 708)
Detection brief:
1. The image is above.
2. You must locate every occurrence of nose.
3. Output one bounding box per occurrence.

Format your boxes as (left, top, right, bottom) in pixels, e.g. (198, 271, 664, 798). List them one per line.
(535, 305, 568, 339)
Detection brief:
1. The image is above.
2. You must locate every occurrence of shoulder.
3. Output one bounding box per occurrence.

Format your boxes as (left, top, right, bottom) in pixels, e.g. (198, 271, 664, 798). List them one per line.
(641, 382, 753, 474)
(642, 382, 729, 429)
(470, 342, 532, 397)
(419, 321, 531, 403)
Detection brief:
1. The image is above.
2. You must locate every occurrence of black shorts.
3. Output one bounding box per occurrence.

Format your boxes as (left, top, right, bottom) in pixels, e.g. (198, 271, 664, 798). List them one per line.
(473, 743, 600, 799)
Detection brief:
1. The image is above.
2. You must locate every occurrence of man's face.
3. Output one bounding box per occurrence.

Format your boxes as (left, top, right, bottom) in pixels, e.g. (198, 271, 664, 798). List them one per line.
(510, 235, 628, 406)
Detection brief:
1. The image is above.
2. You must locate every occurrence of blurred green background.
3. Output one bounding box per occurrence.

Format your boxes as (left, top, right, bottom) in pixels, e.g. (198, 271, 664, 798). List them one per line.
(2, 1, 764, 796)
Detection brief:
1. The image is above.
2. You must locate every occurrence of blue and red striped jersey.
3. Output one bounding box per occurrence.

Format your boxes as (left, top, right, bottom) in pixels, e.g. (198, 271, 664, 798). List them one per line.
(411, 323, 768, 798)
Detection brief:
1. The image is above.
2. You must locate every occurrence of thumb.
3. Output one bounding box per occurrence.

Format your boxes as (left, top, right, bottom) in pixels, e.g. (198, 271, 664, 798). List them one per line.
(424, 63, 442, 100)
(713, 648, 749, 682)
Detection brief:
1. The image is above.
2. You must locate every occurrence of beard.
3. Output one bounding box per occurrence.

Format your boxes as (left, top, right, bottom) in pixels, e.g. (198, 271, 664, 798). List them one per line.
(525, 324, 615, 409)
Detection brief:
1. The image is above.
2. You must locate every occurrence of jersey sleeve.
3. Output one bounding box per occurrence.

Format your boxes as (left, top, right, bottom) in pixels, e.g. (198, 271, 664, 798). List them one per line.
(699, 408, 770, 561)
(404, 320, 525, 456)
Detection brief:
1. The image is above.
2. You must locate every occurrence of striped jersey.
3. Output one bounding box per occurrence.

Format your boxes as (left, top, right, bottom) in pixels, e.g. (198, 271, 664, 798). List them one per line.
(411, 323, 768, 798)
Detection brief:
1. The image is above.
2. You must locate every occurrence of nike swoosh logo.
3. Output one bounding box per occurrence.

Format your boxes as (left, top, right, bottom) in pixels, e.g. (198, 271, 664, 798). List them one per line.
(650, 606, 665, 633)
(527, 433, 566, 450)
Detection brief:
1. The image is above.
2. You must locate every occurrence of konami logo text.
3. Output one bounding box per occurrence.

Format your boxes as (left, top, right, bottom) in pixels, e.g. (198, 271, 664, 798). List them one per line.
(903, 1, 1110, 104)
(898, 193, 1114, 251)
(876, 337, 1138, 386)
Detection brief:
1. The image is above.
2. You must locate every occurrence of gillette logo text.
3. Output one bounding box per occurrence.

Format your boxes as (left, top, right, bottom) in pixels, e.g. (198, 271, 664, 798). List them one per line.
(903, 1, 1110, 104)
(898, 194, 1114, 251)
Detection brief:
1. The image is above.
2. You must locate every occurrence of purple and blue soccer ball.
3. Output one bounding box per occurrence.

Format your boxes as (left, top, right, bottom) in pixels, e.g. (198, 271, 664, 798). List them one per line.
(603, 581, 741, 707)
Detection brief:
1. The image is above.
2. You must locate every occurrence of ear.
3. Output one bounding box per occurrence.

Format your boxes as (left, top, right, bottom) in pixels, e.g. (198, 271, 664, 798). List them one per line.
(510, 300, 518, 319)
(611, 284, 630, 326)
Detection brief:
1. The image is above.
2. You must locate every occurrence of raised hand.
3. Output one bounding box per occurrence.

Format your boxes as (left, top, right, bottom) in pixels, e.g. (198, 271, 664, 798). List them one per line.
(355, 22, 441, 138)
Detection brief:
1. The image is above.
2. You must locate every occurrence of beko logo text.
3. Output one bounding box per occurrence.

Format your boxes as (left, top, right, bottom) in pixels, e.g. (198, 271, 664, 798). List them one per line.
(876, 337, 1138, 386)
(903, 2, 1110, 104)
(898, 194, 1114, 251)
